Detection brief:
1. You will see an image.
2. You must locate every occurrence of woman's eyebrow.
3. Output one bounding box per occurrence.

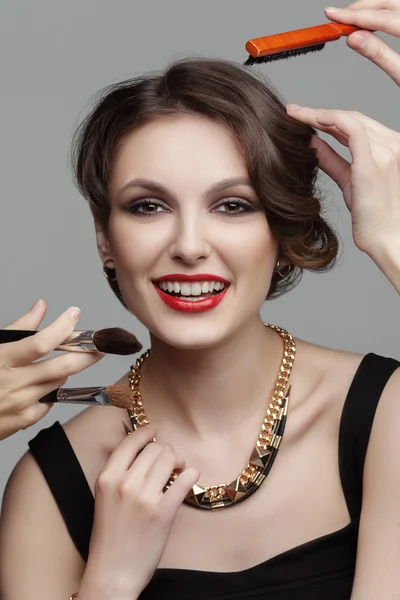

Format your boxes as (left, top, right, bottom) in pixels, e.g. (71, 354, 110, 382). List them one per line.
(115, 177, 253, 198)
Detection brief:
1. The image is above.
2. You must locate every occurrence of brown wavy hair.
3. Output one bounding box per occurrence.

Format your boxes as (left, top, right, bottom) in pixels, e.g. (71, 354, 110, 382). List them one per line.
(71, 57, 339, 308)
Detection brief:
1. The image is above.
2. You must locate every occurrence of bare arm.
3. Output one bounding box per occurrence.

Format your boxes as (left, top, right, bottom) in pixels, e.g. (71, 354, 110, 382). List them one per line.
(0, 451, 86, 600)
(0, 422, 200, 600)
(350, 367, 400, 598)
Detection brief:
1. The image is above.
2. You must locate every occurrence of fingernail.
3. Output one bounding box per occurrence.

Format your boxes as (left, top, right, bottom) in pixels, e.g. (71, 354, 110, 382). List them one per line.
(30, 298, 43, 312)
(287, 103, 303, 111)
(349, 32, 367, 49)
(325, 6, 342, 13)
(69, 306, 81, 319)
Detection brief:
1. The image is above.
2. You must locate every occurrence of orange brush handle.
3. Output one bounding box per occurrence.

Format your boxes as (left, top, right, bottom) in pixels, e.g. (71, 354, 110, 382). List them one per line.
(246, 23, 361, 58)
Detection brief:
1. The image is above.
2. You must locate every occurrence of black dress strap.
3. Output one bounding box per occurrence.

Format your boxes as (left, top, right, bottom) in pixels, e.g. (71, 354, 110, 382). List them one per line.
(338, 352, 400, 521)
(28, 421, 94, 561)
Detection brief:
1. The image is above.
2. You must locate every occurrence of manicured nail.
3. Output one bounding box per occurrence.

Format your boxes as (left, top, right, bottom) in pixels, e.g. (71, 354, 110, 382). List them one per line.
(30, 298, 43, 312)
(325, 6, 342, 13)
(287, 103, 303, 111)
(349, 32, 367, 49)
(69, 306, 81, 319)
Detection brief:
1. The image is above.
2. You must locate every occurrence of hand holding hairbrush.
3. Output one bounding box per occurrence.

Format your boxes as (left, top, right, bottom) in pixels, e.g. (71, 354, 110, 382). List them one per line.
(244, 0, 393, 67)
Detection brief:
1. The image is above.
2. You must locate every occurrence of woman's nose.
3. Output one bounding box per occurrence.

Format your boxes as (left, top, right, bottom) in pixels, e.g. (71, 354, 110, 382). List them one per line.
(169, 216, 211, 264)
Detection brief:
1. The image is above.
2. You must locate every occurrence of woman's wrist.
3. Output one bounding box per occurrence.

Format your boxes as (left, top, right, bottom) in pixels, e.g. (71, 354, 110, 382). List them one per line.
(76, 574, 141, 600)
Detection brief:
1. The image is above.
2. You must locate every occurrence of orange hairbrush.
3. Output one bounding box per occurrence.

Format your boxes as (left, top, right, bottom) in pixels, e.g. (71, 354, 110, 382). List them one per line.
(244, 22, 372, 66)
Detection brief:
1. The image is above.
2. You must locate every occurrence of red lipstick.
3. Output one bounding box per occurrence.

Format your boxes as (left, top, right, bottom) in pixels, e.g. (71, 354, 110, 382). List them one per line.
(152, 274, 230, 313)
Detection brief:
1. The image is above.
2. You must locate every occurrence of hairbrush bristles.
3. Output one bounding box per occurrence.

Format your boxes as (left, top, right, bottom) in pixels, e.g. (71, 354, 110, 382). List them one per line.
(93, 327, 143, 355)
(107, 383, 134, 409)
(244, 43, 326, 66)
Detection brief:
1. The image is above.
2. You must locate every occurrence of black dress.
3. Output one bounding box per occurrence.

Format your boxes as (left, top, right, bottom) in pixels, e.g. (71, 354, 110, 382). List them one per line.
(28, 353, 400, 599)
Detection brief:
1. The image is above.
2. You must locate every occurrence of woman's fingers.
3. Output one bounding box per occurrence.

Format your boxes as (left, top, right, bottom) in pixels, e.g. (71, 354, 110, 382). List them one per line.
(314, 110, 374, 167)
(15, 348, 105, 388)
(288, 104, 399, 141)
(325, 3, 400, 84)
(3, 306, 82, 367)
(345, 0, 398, 8)
(325, 5, 400, 35)
(310, 135, 352, 205)
(2, 298, 47, 333)
(0, 400, 52, 440)
(163, 467, 201, 509)
(347, 30, 400, 85)
(102, 426, 158, 476)
(142, 443, 186, 491)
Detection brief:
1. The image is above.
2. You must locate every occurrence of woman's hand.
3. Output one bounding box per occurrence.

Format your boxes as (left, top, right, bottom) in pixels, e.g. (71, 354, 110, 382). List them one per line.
(286, 105, 400, 258)
(325, 0, 400, 85)
(78, 426, 200, 599)
(0, 299, 105, 440)
(285, 0, 400, 290)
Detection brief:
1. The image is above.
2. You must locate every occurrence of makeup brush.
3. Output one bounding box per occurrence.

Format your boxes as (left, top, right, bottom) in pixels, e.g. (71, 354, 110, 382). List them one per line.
(0, 327, 142, 356)
(244, 22, 372, 66)
(39, 383, 135, 408)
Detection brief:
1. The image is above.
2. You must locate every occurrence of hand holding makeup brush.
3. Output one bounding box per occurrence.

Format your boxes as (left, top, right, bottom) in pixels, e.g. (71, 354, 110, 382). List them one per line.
(0, 299, 105, 441)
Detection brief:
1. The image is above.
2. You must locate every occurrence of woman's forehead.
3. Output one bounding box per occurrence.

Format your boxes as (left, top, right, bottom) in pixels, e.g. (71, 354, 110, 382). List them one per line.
(110, 116, 248, 197)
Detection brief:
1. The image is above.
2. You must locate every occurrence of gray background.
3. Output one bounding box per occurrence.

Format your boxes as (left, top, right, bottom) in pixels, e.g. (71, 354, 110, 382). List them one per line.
(1, 0, 399, 502)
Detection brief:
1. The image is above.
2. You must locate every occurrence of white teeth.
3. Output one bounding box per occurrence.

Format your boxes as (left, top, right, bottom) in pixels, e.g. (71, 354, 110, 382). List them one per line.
(191, 283, 202, 296)
(180, 283, 192, 296)
(157, 280, 227, 296)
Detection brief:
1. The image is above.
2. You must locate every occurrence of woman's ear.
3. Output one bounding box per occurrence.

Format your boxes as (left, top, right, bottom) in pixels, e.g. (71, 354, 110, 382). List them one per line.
(94, 219, 111, 263)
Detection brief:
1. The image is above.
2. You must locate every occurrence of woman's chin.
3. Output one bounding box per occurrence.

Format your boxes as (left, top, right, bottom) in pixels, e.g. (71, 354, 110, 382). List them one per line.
(148, 321, 234, 351)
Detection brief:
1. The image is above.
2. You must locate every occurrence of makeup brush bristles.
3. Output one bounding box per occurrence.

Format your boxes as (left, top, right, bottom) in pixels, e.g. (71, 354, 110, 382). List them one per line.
(106, 383, 135, 409)
(244, 43, 326, 66)
(93, 328, 143, 355)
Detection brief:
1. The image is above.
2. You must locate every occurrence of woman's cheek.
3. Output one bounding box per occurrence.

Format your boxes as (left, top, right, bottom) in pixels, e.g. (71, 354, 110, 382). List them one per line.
(220, 219, 276, 269)
(110, 218, 169, 271)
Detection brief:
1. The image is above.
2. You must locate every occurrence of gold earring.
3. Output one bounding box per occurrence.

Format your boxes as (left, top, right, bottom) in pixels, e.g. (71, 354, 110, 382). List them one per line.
(103, 259, 118, 282)
(276, 260, 292, 278)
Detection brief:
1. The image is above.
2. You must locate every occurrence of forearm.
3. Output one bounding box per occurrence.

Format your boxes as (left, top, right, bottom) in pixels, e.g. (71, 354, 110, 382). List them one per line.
(77, 568, 141, 600)
(76, 585, 140, 600)
(366, 235, 400, 295)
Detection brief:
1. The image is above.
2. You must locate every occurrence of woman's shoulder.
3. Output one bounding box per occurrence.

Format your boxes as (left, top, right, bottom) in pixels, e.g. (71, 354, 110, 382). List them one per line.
(289, 336, 366, 414)
(59, 373, 132, 494)
(6, 372, 132, 502)
(291, 336, 400, 427)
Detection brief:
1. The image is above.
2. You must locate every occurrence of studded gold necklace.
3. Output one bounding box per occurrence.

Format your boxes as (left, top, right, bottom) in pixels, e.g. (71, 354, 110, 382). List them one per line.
(126, 323, 295, 510)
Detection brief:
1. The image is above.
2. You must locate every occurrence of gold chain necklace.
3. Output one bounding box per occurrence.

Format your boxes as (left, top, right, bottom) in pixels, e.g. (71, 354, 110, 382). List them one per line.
(127, 323, 296, 510)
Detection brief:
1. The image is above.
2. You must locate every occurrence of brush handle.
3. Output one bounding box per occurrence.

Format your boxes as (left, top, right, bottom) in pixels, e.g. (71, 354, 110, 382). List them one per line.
(39, 386, 112, 405)
(0, 329, 97, 352)
(246, 23, 363, 58)
(0, 329, 37, 343)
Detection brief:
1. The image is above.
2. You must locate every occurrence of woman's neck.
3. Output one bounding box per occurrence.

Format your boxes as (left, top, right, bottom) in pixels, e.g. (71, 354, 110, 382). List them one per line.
(138, 316, 285, 440)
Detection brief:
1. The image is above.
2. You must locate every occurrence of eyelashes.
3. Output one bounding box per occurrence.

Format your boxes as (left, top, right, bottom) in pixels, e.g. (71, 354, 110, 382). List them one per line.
(124, 198, 258, 218)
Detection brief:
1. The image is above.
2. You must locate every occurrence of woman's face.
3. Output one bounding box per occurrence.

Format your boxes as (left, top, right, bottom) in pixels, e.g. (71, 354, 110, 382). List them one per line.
(104, 115, 279, 349)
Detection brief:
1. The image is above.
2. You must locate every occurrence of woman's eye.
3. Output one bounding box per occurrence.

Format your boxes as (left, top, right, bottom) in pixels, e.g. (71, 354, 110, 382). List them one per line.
(126, 199, 168, 216)
(214, 200, 254, 216)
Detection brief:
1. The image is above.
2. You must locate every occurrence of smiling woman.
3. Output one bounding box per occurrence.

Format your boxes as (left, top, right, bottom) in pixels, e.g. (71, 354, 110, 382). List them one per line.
(2, 39, 400, 600)
(72, 58, 338, 308)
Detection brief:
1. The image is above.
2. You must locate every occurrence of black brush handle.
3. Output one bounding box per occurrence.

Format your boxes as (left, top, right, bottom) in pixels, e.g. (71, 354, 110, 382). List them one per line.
(39, 389, 59, 403)
(0, 329, 36, 343)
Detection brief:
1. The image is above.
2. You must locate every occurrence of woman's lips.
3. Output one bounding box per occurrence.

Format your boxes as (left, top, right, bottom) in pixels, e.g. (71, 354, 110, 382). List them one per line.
(153, 284, 229, 313)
